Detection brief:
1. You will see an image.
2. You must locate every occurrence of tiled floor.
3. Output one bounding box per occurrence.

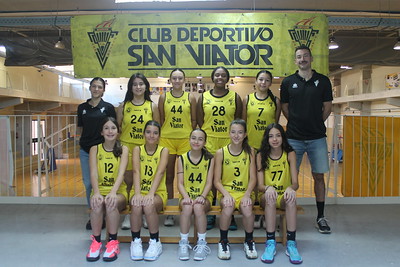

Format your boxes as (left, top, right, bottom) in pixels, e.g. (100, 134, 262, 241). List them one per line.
(1, 203, 399, 267)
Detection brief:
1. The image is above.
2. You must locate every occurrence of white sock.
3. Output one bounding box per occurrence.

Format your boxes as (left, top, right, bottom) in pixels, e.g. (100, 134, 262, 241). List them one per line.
(180, 232, 189, 241)
(197, 232, 206, 241)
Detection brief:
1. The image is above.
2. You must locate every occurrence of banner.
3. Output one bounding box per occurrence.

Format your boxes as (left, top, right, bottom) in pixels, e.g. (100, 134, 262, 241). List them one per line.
(342, 116, 400, 197)
(71, 13, 328, 78)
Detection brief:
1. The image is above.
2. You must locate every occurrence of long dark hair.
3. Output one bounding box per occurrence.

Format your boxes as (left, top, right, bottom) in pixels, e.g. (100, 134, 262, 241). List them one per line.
(101, 117, 122, 158)
(255, 70, 276, 107)
(258, 123, 293, 170)
(211, 66, 230, 84)
(124, 73, 152, 103)
(190, 128, 213, 160)
(230, 119, 252, 155)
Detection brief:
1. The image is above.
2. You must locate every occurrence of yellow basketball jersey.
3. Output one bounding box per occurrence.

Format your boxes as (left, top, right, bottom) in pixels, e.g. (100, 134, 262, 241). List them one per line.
(135, 145, 167, 196)
(221, 145, 250, 193)
(180, 151, 213, 200)
(96, 144, 127, 195)
(161, 91, 192, 139)
(246, 93, 276, 149)
(120, 101, 153, 146)
(263, 151, 292, 196)
(202, 90, 237, 138)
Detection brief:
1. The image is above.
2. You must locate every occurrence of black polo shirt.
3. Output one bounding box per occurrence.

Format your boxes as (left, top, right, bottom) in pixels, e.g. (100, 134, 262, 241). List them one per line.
(77, 99, 116, 153)
(280, 70, 333, 140)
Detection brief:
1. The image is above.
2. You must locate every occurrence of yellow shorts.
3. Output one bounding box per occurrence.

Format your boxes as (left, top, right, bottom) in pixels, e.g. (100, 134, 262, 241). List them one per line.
(205, 136, 231, 155)
(91, 185, 128, 203)
(121, 141, 140, 171)
(179, 191, 214, 205)
(260, 193, 285, 209)
(159, 137, 190, 155)
(218, 191, 255, 210)
(129, 190, 168, 207)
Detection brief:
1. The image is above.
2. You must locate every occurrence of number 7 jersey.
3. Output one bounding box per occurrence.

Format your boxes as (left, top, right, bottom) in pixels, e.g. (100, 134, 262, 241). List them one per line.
(263, 151, 292, 195)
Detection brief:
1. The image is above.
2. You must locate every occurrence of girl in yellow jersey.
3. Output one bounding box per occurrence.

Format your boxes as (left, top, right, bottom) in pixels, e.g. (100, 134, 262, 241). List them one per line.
(159, 68, 197, 226)
(197, 66, 242, 230)
(256, 123, 302, 264)
(214, 119, 257, 260)
(243, 70, 281, 150)
(129, 120, 168, 262)
(86, 117, 128, 262)
(117, 73, 160, 229)
(176, 128, 214, 261)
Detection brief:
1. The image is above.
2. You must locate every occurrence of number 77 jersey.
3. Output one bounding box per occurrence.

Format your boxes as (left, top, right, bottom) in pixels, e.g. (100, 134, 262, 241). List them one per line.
(263, 151, 292, 195)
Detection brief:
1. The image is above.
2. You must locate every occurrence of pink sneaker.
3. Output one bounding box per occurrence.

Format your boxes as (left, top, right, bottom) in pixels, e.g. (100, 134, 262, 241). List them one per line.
(103, 240, 120, 262)
(86, 235, 102, 262)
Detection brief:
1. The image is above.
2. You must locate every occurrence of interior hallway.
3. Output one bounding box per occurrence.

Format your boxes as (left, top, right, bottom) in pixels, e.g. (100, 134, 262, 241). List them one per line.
(1, 203, 398, 267)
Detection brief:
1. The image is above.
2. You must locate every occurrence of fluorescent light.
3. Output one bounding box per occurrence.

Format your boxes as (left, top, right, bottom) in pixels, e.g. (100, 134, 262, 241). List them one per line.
(340, 65, 352, 70)
(328, 37, 339, 50)
(116, 0, 224, 2)
(0, 45, 6, 54)
(393, 37, 400, 50)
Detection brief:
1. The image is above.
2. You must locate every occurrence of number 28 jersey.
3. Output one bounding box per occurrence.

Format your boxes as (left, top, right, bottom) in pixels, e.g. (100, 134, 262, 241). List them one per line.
(263, 151, 292, 196)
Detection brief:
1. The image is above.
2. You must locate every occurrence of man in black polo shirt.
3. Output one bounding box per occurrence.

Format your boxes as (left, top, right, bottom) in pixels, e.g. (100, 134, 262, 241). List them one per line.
(280, 45, 333, 234)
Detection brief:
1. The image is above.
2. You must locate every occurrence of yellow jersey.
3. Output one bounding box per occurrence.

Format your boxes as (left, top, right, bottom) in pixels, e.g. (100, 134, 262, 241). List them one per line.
(263, 151, 292, 196)
(221, 145, 250, 194)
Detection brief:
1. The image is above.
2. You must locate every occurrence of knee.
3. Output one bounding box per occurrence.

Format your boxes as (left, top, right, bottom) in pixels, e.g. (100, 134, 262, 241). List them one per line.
(193, 204, 205, 216)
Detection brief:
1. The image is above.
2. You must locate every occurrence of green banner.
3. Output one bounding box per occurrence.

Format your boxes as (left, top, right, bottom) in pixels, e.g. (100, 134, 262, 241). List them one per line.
(71, 13, 328, 78)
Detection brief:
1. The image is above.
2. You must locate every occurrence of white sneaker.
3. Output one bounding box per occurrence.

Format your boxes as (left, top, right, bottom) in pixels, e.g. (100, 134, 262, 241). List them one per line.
(121, 214, 130, 230)
(164, 215, 175, 226)
(143, 215, 148, 229)
(178, 239, 191, 261)
(218, 240, 230, 260)
(254, 215, 262, 229)
(193, 239, 211, 261)
(144, 239, 162, 261)
(130, 238, 143, 261)
(244, 240, 258, 259)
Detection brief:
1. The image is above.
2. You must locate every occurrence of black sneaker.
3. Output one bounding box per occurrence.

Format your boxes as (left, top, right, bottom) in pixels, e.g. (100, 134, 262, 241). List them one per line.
(86, 219, 92, 230)
(206, 215, 216, 230)
(316, 217, 331, 234)
(229, 216, 237, 231)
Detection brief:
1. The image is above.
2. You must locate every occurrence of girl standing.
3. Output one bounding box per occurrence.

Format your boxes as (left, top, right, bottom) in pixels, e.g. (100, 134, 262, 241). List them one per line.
(159, 68, 196, 226)
(176, 128, 213, 261)
(129, 120, 168, 261)
(117, 73, 160, 229)
(86, 117, 128, 262)
(257, 123, 302, 264)
(77, 77, 116, 230)
(243, 70, 281, 150)
(214, 119, 257, 260)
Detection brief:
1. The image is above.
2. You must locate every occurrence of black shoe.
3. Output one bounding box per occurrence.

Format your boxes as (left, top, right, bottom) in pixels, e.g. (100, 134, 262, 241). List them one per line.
(206, 215, 216, 230)
(229, 216, 237, 231)
(316, 217, 331, 234)
(86, 219, 92, 230)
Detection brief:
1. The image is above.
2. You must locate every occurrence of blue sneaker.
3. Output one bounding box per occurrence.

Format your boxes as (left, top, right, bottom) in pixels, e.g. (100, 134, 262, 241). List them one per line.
(261, 239, 276, 263)
(285, 240, 302, 264)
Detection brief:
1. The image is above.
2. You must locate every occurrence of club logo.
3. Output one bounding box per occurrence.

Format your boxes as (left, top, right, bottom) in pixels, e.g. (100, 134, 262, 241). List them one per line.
(288, 16, 319, 48)
(87, 18, 119, 69)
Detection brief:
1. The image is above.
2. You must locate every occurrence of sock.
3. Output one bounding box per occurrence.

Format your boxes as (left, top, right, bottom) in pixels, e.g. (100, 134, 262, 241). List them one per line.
(150, 232, 159, 242)
(131, 231, 140, 240)
(198, 232, 206, 241)
(317, 201, 325, 219)
(287, 231, 296, 241)
(94, 235, 101, 242)
(109, 233, 117, 241)
(267, 231, 276, 240)
(220, 229, 228, 242)
(180, 232, 189, 241)
(245, 231, 253, 242)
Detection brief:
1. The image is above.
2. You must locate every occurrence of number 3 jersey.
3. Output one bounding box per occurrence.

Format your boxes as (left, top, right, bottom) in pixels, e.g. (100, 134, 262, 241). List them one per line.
(180, 151, 213, 200)
(96, 144, 127, 196)
(263, 151, 292, 196)
(161, 91, 192, 139)
(120, 101, 153, 146)
(221, 146, 251, 194)
(202, 90, 237, 138)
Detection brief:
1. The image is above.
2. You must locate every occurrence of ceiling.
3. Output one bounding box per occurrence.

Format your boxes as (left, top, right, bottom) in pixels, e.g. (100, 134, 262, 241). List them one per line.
(1, 0, 400, 75)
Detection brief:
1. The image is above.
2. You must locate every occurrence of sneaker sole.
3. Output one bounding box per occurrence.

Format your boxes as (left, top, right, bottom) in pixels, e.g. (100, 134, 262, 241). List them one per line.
(246, 254, 258, 259)
(179, 256, 190, 261)
(194, 257, 206, 261)
(285, 251, 303, 264)
(218, 256, 231, 260)
(103, 255, 118, 262)
(131, 256, 144, 261)
(315, 225, 331, 234)
(121, 226, 130, 230)
(261, 258, 274, 263)
(86, 256, 100, 262)
(144, 256, 160, 261)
